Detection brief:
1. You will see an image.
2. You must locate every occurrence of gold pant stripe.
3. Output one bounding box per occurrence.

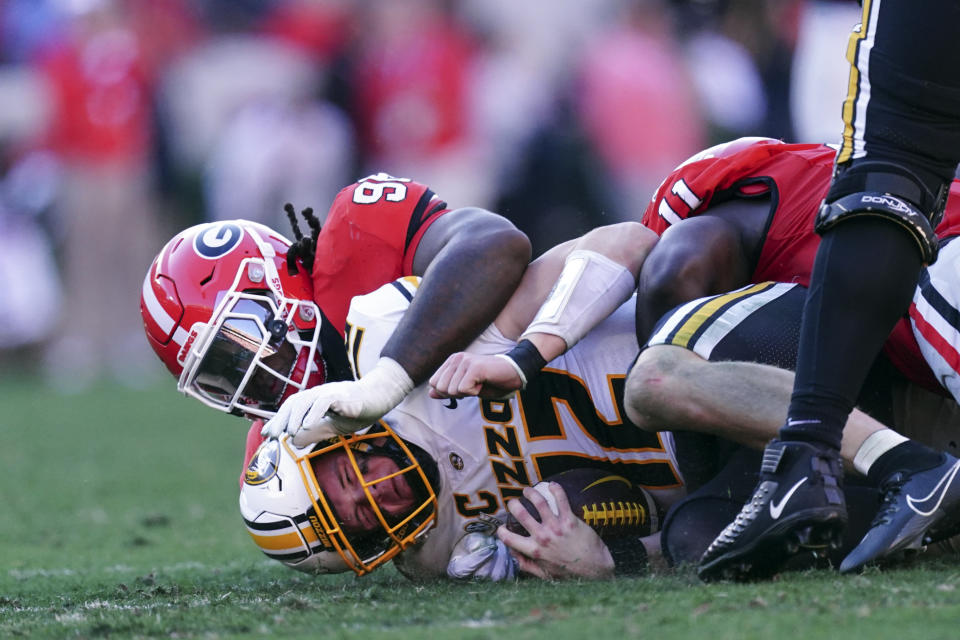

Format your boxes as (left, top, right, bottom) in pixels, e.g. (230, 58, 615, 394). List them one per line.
(838, 0, 877, 164)
(672, 282, 775, 348)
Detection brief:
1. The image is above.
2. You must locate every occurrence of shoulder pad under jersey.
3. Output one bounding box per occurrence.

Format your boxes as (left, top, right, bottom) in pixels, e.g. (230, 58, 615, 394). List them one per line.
(344, 277, 420, 379)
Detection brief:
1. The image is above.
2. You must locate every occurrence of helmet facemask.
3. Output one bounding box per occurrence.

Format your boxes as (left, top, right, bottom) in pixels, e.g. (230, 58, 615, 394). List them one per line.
(298, 427, 439, 575)
(240, 428, 438, 576)
(178, 256, 323, 419)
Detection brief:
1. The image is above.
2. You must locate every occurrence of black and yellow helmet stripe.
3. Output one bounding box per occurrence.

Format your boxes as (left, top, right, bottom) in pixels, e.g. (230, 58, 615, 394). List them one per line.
(243, 512, 327, 560)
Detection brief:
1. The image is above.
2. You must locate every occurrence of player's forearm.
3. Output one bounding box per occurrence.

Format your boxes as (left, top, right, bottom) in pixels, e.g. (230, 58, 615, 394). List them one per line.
(381, 226, 530, 384)
(497, 223, 653, 381)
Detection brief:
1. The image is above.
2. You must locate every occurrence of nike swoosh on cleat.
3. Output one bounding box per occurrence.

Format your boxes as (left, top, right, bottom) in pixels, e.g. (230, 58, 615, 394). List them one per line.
(906, 460, 960, 517)
(769, 477, 808, 519)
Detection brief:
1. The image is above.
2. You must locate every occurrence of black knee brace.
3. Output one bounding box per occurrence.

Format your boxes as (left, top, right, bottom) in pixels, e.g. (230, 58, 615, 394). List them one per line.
(815, 162, 949, 263)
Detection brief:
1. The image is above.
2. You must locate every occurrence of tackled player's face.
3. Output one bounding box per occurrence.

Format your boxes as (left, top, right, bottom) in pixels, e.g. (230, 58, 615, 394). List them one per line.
(311, 449, 416, 534)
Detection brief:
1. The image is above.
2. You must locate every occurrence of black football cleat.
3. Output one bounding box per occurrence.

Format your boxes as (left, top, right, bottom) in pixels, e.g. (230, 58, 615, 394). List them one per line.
(698, 439, 847, 582)
(840, 453, 960, 573)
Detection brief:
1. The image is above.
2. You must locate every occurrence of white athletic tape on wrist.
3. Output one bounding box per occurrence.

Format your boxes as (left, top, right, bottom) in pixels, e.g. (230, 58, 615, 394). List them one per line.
(853, 429, 909, 476)
(521, 249, 636, 349)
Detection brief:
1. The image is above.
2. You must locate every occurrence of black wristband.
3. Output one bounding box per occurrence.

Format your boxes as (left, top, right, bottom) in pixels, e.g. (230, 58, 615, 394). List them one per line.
(506, 339, 547, 386)
(605, 535, 649, 576)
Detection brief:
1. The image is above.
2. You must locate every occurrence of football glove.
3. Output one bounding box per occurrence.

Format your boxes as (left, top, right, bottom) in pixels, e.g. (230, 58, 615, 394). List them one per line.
(261, 357, 414, 445)
(447, 532, 518, 581)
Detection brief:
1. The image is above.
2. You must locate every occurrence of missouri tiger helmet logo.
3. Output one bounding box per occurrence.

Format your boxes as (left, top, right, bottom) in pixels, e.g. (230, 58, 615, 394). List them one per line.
(245, 439, 281, 485)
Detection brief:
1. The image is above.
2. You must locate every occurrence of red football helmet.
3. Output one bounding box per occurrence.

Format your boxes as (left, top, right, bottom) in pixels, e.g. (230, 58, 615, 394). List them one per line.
(141, 220, 328, 418)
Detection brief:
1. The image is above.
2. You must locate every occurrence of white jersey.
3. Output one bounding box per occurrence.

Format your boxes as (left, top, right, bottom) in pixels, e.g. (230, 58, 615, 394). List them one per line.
(345, 278, 685, 579)
(911, 239, 960, 403)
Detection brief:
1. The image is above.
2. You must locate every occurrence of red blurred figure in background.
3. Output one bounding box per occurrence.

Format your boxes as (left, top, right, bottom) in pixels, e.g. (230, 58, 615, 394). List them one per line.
(34, 0, 200, 388)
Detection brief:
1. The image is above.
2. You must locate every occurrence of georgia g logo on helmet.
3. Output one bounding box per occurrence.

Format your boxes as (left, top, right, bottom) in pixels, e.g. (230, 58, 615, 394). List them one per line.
(194, 222, 244, 259)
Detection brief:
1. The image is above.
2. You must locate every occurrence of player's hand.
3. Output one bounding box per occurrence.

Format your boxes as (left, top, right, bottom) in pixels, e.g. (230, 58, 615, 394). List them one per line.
(497, 483, 614, 580)
(261, 357, 414, 446)
(260, 382, 353, 443)
(428, 352, 523, 399)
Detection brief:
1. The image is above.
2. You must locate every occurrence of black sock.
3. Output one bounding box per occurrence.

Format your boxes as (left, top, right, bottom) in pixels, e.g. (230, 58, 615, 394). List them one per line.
(866, 441, 945, 486)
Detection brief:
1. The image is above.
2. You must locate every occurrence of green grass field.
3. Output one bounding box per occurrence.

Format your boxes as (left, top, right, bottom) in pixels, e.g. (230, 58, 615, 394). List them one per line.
(3, 377, 960, 639)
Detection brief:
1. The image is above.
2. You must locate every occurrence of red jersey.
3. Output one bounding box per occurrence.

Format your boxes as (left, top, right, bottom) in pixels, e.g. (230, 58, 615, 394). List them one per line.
(642, 137, 960, 395)
(311, 173, 449, 334)
(641, 137, 834, 287)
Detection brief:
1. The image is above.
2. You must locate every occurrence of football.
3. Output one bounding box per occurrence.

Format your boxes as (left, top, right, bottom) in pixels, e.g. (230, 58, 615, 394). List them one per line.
(505, 467, 661, 539)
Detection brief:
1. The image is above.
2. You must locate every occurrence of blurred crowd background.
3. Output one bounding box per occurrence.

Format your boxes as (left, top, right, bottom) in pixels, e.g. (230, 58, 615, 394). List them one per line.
(0, 0, 862, 391)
